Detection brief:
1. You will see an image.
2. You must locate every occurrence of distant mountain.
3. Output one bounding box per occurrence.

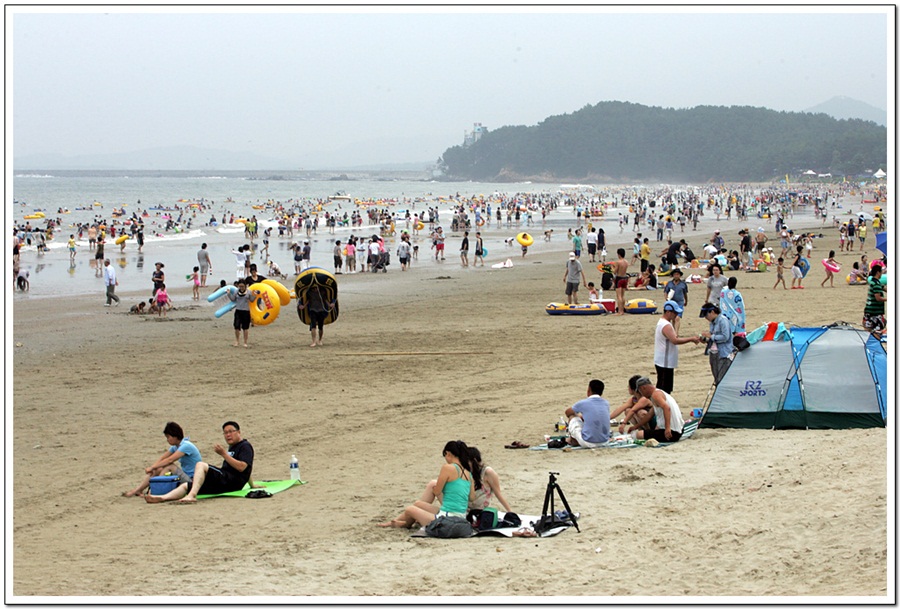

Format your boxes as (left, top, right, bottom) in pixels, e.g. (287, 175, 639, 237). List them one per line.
(803, 96, 886, 126)
(14, 145, 295, 171)
(438, 101, 887, 182)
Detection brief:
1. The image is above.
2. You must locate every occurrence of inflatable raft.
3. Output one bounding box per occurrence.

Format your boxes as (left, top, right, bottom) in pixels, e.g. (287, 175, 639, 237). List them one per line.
(545, 303, 606, 316)
(294, 267, 340, 325)
(624, 299, 657, 314)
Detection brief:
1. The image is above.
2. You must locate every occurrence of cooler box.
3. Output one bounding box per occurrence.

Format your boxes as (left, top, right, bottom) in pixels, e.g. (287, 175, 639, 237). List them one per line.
(598, 299, 616, 313)
(149, 475, 180, 495)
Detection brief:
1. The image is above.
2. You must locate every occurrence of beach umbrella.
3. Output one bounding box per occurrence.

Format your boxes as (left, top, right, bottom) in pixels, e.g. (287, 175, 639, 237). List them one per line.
(876, 232, 887, 257)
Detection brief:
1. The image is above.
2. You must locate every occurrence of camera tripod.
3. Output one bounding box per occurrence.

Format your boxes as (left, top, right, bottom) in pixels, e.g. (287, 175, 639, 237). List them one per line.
(534, 471, 580, 535)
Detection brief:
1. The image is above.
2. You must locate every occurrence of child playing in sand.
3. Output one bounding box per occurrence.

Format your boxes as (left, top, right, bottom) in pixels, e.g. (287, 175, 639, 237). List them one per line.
(188, 266, 200, 300)
(588, 282, 601, 303)
(154, 284, 169, 317)
(773, 258, 787, 290)
(130, 301, 147, 314)
(267, 259, 285, 278)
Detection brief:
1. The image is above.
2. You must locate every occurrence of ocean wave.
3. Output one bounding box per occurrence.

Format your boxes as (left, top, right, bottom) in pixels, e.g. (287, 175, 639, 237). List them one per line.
(15, 174, 54, 178)
(144, 229, 206, 242)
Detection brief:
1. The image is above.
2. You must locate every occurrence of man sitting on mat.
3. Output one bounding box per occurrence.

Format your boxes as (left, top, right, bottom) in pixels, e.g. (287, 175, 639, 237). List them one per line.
(564, 379, 611, 448)
(628, 377, 685, 443)
(610, 375, 656, 435)
(145, 421, 254, 504)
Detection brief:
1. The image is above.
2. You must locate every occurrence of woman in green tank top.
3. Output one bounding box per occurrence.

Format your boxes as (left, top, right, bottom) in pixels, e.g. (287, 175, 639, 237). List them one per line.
(377, 440, 481, 529)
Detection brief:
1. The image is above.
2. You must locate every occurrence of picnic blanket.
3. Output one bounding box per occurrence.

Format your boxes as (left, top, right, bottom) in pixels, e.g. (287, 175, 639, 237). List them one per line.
(196, 478, 305, 500)
(528, 419, 699, 451)
(410, 512, 574, 539)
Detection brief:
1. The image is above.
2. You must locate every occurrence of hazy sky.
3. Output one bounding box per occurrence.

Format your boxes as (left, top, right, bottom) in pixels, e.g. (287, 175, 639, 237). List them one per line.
(10, 6, 893, 166)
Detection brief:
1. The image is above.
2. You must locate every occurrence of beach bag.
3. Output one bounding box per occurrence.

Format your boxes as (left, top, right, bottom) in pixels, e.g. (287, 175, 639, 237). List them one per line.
(424, 516, 474, 538)
(497, 512, 521, 528)
(477, 507, 499, 531)
(600, 272, 614, 291)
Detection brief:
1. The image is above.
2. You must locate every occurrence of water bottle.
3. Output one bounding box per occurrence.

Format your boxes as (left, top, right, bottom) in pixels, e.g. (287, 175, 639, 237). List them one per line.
(289, 454, 300, 481)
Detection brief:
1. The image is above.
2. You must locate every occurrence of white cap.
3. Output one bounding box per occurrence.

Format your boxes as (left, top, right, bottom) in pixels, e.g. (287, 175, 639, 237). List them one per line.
(568, 252, 576, 260)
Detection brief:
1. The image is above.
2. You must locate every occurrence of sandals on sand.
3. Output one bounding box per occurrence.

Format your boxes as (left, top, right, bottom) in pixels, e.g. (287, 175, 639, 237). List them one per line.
(504, 441, 530, 449)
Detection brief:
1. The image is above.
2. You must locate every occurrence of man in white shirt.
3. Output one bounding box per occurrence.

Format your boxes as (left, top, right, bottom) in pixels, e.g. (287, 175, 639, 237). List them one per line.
(232, 246, 247, 280)
(585, 228, 599, 262)
(631, 377, 685, 443)
(103, 259, 120, 306)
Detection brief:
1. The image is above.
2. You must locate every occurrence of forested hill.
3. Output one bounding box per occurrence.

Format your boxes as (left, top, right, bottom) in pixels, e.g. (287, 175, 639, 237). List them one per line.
(437, 102, 886, 183)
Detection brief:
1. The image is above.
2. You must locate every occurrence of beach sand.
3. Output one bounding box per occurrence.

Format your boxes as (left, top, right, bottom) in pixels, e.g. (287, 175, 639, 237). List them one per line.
(11, 211, 889, 599)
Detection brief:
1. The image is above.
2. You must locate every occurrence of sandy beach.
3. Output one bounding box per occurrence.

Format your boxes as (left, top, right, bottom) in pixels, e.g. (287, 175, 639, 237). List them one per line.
(11, 209, 890, 600)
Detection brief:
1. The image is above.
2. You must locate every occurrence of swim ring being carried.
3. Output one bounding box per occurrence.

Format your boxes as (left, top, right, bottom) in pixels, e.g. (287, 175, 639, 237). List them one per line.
(822, 259, 841, 274)
(516, 232, 534, 247)
(249, 282, 281, 326)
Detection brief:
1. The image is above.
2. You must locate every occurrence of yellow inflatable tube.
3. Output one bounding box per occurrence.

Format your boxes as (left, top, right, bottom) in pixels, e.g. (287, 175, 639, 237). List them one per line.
(249, 282, 281, 326)
(115, 235, 130, 245)
(262, 279, 292, 306)
(516, 232, 534, 247)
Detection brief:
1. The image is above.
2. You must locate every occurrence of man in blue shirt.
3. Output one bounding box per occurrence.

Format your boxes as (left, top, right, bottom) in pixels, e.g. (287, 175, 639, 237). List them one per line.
(123, 421, 201, 497)
(663, 268, 689, 332)
(565, 379, 611, 447)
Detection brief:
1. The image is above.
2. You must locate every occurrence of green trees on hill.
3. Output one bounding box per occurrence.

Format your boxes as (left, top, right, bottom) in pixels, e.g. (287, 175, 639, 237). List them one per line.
(438, 102, 886, 182)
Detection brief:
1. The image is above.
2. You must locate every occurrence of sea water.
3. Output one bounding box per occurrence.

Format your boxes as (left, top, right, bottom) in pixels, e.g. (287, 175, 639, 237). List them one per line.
(11, 170, 601, 299)
(12, 170, 826, 301)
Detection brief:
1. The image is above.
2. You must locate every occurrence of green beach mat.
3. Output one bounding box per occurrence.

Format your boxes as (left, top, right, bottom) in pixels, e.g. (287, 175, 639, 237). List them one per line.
(197, 478, 306, 499)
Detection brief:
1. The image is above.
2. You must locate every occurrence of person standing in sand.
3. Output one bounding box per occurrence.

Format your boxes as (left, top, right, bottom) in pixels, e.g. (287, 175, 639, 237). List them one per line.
(654, 300, 701, 394)
(705, 263, 728, 305)
(460, 231, 469, 267)
(229, 280, 258, 348)
(699, 302, 734, 384)
(144, 421, 254, 504)
(563, 252, 587, 305)
(151, 262, 165, 296)
(197, 243, 212, 287)
(790, 245, 806, 289)
(863, 265, 886, 340)
(612, 247, 629, 315)
(103, 259, 120, 306)
(662, 269, 689, 332)
(297, 284, 334, 348)
(474, 231, 485, 267)
(124, 422, 201, 498)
